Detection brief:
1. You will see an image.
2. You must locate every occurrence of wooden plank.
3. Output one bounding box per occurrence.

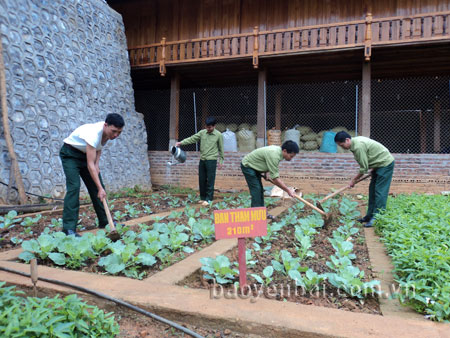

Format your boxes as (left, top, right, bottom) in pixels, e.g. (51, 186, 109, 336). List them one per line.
(434, 16, 444, 35)
(391, 20, 400, 41)
(208, 39, 215, 57)
(240, 36, 247, 55)
(284, 31, 292, 50)
(329, 26, 337, 46)
(179, 43, 185, 60)
(223, 38, 230, 56)
(412, 17, 422, 38)
(293, 30, 300, 49)
(201, 40, 208, 57)
(231, 37, 238, 55)
(402, 18, 412, 39)
(423, 17, 432, 38)
(356, 23, 365, 43)
(348, 25, 356, 44)
(380, 21, 390, 41)
(268, 33, 274, 52)
(248, 35, 254, 54)
(372, 22, 380, 42)
(259, 34, 266, 53)
(310, 29, 318, 47)
(301, 30, 309, 47)
(186, 43, 193, 60)
(319, 28, 327, 46)
(216, 39, 222, 57)
(337, 26, 346, 46)
(275, 32, 283, 51)
(193, 41, 200, 59)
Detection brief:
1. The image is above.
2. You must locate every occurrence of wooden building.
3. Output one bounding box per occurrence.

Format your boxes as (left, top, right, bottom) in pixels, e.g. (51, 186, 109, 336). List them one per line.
(108, 0, 450, 194)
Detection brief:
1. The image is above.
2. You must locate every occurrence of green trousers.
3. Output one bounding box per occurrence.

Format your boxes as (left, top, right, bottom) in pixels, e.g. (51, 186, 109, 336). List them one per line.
(367, 161, 395, 219)
(199, 160, 217, 201)
(59, 144, 108, 232)
(241, 163, 265, 207)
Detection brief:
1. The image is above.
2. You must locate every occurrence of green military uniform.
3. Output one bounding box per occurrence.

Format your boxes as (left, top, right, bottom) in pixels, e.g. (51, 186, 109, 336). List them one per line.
(241, 145, 283, 207)
(180, 129, 224, 201)
(60, 144, 108, 232)
(351, 136, 395, 218)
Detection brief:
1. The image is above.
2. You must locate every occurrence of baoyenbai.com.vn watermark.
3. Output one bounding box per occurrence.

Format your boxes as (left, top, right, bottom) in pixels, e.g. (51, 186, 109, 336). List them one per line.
(208, 280, 416, 303)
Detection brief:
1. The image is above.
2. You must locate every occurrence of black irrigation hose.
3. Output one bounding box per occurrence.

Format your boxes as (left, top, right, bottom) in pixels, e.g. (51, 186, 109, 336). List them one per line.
(0, 266, 205, 338)
(0, 180, 65, 201)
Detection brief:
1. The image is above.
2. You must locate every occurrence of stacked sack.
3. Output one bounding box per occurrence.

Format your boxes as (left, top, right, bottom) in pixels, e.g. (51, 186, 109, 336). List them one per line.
(282, 127, 301, 147)
(236, 126, 256, 152)
(297, 126, 319, 151)
(222, 129, 238, 152)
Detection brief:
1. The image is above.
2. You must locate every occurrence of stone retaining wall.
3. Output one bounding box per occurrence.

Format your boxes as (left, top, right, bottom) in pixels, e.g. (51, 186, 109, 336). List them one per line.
(0, 0, 151, 203)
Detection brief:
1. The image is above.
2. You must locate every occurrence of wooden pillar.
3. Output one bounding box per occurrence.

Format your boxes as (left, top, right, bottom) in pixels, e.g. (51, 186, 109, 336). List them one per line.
(434, 100, 441, 153)
(257, 69, 267, 148)
(360, 61, 371, 137)
(275, 89, 282, 130)
(169, 73, 180, 149)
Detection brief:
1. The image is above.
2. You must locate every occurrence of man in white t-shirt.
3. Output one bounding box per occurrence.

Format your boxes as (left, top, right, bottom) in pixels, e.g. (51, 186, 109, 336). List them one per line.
(59, 113, 124, 236)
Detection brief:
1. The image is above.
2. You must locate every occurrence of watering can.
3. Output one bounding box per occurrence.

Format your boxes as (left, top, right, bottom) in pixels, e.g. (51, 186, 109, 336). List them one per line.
(168, 146, 186, 166)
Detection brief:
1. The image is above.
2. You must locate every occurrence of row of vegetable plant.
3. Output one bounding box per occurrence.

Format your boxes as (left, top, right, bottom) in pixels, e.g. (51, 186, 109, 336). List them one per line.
(201, 197, 381, 300)
(375, 194, 450, 322)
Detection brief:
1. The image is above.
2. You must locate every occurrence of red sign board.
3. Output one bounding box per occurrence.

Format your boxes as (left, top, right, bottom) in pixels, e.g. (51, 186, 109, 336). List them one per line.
(214, 207, 268, 240)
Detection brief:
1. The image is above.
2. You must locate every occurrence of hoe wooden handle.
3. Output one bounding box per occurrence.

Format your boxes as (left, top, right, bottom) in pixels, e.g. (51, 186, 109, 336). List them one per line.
(319, 174, 371, 203)
(102, 199, 116, 231)
(294, 194, 327, 216)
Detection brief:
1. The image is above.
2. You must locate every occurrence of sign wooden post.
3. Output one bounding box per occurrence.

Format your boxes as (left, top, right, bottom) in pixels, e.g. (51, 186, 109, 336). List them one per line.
(214, 207, 268, 287)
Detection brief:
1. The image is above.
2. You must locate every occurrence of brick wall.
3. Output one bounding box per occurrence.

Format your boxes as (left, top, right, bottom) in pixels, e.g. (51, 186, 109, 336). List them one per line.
(149, 151, 450, 194)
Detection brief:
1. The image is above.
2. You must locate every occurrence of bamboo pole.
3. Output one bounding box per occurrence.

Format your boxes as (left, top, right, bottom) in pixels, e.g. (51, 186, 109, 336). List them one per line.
(0, 38, 28, 204)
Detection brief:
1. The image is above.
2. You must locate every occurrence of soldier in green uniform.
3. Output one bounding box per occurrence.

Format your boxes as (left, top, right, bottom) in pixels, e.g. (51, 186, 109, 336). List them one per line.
(176, 117, 224, 206)
(241, 140, 299, 211)
(334, 131, 395, 228)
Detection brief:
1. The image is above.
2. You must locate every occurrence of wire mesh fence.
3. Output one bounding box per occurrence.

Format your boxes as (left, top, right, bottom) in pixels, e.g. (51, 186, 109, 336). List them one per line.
(136, 76, 450, 154)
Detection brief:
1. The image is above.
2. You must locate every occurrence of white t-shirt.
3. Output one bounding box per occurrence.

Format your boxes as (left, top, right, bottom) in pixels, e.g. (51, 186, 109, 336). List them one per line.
(63, 121, 105, 153)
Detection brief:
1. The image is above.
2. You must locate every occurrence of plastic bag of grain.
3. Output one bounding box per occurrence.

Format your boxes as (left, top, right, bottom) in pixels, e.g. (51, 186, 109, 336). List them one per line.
(226, 123, 238, 132)
(319, 131, 337, 153)
(215, 123, 227, 132)
(296, 125, 312, 135)
(223, 129, 238, 152)
(250, 124, 258, 134)
(301, 132, 318, 141)
(283, 128, 300, 146)
(303, 140, 318, 150)
(331, 126, 348, 133)
(237, 129, 256, 152)
(238, 123, 251, 131)
(348, 130, 356, 137)
(267, 129, 282, 146)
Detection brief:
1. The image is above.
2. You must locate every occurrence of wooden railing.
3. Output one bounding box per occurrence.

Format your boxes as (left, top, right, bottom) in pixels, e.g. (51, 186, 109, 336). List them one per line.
(128, 11, 450, 75)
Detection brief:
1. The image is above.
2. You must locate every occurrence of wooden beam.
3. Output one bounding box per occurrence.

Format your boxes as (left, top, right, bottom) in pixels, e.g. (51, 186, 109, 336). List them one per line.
(257, 69, 267, 148)
(169, 73, 180, 148)
(360, 61, 371, 137)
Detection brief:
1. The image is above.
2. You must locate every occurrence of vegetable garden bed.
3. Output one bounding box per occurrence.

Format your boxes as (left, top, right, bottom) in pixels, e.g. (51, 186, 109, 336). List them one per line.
(15, 192, 280, 279)
(180, 197, 382, 315)
(0, 189, 200, 252)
